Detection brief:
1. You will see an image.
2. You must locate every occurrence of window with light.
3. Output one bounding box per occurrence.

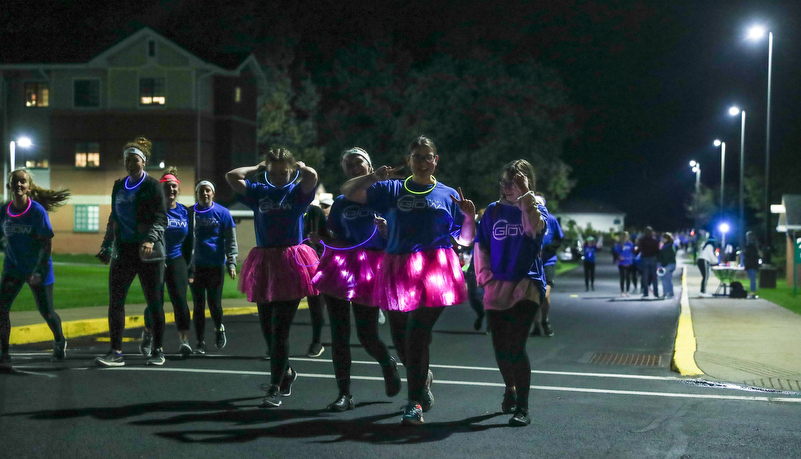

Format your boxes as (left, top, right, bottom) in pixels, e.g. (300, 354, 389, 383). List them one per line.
(140, 78, 166, 105)
(75, 142, 100, 168)
(24, 82, 49, 107)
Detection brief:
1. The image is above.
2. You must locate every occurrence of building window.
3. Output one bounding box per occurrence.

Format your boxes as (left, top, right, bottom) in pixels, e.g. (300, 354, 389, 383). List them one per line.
(74, 205, 100, 232)
(74, 80, 100, 108)
(613, 219, 621, 225)
(139, 77, 165, 105)
(148, 40, 156, 58)
(24, 82, 49, 107)
(75, 142, 100, 168)
(235, 87, 241, 103)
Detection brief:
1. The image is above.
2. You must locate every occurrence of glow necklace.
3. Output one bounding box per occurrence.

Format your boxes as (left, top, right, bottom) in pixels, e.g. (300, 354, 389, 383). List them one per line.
(403, 175, 437, 195)
(124, 172, 147, 190)
(194, 202, 215, 213)
(7, 198, 32, 217)
(264, 170, 300, 189)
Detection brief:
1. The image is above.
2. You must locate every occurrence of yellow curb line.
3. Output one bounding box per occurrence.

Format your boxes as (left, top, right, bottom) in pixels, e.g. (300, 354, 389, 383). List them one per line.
(10, 299, 309, 345)
(671, 267, 704, 376)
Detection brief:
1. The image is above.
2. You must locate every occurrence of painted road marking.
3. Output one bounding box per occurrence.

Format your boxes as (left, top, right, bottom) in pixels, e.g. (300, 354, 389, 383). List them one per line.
(101, 367, 801, 403)
(672, 266, 704, 376)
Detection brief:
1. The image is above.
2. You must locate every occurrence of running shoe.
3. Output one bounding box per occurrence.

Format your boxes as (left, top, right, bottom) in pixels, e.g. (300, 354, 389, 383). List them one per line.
(52, 339, 67, 361)
(307, 342, 324, 358)
(502, 388, 518, 414)
(509, 406, 531, 427)
(279, 366, 298, 396)
(195, 341, 206, 355)
(401, 402, 424, 426)
(178, 341, 193, 358)
(263, 350, 271, 361)
(147, 348, 165, 366)
(378, 309, 387, 325)
(95, 351, 125, 367)
(541, 321, 554, 337)
(139, 330, 154, 357)
(215, 324, 227, 349)
(261, 385, 282, 408)
(530, 323, 542, 337)
(382, 357, 402, 397)
(327, 394, 355, 412)
(421, 369, 434, 412)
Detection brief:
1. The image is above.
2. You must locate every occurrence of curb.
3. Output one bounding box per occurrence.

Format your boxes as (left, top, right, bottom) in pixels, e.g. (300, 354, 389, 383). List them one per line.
(671, 266, 704, 376)
(9, 302, 310, 346)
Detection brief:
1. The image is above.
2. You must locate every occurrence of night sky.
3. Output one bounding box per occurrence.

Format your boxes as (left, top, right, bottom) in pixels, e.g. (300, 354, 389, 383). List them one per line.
(2, 0, 800, 230)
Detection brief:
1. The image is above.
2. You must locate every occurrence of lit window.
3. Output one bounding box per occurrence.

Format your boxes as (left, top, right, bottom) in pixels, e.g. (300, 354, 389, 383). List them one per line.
(75, 142, 100, 168)
(74, 205, 100, 232)
(24, 83, 49, 107)
(235, 87, 241, 103)
(74, 80, 100, 107)
(140, 78, 166, 105)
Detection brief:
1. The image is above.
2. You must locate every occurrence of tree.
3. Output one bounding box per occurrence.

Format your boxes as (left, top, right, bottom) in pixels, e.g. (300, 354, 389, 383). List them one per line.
(685, 185, 716, 230)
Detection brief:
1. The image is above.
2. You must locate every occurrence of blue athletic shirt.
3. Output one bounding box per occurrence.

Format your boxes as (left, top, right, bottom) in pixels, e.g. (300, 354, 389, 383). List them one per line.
(192, 203, 236, 266)
(1, 200, 55, 285)
(541, 213, 564, 267)
(164, 204, 189, 260)
(366, 179, 464, 254)
(475, 201, 547, 287)
(583, 244, 597, 263)
(326, 196, 386, 250)
(114, 185, 140, 241)
(614, 241, 634, 266)
(238, 179, 316, 247)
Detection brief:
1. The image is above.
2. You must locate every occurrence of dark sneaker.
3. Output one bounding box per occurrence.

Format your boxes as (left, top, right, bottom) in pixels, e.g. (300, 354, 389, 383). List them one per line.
(52, 339, 67, 361)
(421, 369, 434, 412)
(327, 394, 355, 412)
(509, 406, 531, 427)
(95, 351, 125, 367)
(473, 315, 484, 332)
(307, 342, 324, 358)
(279, 366, 298, 396)
(195, 341, 206, 355)
(541, 321, 554, 337)
(178, 341, 192, 359)
(401, 402, 424, 426)
(147, 348, 165, 366)
(139, 331, 154, 357)
(501, 388, 518, 414)
(382, 357, 402, 397)
(215, 324, 227, 349)
(530, 323, 542, 337)
(261, 385, 282, 408)
(263, 350, 271, 361)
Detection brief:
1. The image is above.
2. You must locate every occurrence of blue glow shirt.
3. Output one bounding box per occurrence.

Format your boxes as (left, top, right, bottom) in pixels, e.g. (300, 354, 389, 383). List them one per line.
(164, 204, 189, 260)
(1, 200, 55, 285)
(614, 241, 634, 266)
(326, 196, 386, 250)
(475, 201, 547, 286)
(366, 179, 464, 254)
(583, 244, 597, 263)
(192, 203, 236, 266)
(114, 185, 139, 241)
(540, 213, 564, 266)
(238, 180, 316, 247)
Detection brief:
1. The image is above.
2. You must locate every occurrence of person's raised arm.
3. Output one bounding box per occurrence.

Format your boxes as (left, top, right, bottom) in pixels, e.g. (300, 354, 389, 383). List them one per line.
(451, 187, 476, 247)
(226, 162, 265, 195)
(341, 165, 400, 204)
(295, 161, 318, 196)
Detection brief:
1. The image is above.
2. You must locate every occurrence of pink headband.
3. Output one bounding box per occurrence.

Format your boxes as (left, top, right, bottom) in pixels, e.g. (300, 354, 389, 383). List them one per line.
(160, 174, 179, 184)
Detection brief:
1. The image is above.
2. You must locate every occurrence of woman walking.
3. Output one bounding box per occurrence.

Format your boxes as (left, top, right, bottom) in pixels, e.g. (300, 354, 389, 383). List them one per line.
(613, 232, 635, 296)
(658, 233, 677, 299)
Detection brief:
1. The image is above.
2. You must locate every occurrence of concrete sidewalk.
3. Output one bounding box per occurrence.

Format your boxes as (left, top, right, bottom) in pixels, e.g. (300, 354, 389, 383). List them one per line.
(678, 256, 801, 391)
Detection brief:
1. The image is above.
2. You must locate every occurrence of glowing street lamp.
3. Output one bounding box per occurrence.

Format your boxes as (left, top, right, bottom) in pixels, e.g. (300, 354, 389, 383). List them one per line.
(719, 222, 730, 260)
(728, 106, 746, 254)
(689, 160, 701, 231)
(713, 139, 726, 219)
(6, 137, 33, 201)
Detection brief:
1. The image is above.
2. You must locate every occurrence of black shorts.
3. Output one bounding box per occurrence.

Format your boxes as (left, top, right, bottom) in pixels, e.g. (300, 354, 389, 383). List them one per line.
(544, 264, 556, 287)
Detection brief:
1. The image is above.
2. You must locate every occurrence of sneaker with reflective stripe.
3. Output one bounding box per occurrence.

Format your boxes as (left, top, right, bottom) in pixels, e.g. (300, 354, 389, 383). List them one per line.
(195, 341, 206, 355)
(147, 348, 165, 366)
(307, 342, 324, 358)
(261, 385, 282, 408)
(280, 366, 298, 396)
(139, 331, 154, 357)
(215, 324, 227, 349)
(401, 402, 424, 426)
(541, 321, 554, 337)
(52, 339, 67, 361)
(178, 341, 192, 359)
(95, 351, 125, 367)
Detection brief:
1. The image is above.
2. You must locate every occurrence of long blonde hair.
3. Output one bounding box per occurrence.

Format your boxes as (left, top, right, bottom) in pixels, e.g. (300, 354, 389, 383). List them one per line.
(7, 168, 70, 212)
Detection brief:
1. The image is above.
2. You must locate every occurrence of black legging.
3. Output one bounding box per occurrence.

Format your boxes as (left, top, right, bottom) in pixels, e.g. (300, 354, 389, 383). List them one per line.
(697, 259, 711, 294)
(630, 265, 639, 290)
(387, 307, 445, 403)
(0, 274, 63, 351)
(486, 300, 537, 409)
(144, 257, 191, 332)
(618, 265, 633, 292)
(109, 244, 165, 351)
(306, 294, 325, 345)
(190, 265, 224, 342)
(465, 266, 485, 321)
(583, 260, 596, 289)
(258, 300, 301, 386)
(326, 295, 392, 395)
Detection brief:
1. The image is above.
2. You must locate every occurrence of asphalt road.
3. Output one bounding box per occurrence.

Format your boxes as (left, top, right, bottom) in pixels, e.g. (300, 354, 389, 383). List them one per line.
(2, 262, 800, 458)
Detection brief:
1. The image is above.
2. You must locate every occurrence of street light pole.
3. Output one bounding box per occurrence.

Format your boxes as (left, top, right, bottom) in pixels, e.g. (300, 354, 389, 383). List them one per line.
(690, 160, 701, 230)
(714, 140, 726, 217)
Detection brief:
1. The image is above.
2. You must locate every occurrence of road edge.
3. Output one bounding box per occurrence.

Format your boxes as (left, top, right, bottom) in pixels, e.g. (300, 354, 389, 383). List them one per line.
(671, 266, 704, 376)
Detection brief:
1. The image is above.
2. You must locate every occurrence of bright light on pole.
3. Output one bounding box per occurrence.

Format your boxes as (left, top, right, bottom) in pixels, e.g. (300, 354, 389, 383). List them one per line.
(747, 25, 766, 40)
(719, 222, 730, 252)
(689, 160, 701, 231)
(714, 139, 726, 223)
(729, 106, 746, 257)
(5, 137, 33, 202)
(729, 106, 741, 116)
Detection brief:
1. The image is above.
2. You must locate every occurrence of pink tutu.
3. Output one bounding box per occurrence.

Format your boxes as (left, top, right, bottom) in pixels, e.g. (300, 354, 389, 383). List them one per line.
(239, 245, 319, 302)
(374, 248, 467, 312)
(312, 248, 384, 306)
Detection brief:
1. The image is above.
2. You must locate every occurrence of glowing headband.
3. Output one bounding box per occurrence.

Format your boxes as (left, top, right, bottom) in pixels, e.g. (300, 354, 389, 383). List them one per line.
(195, 180, 215, 193)
(160, 174, 179, 184)
(124, 147, 146, 162)
(341, 148, 372, 168)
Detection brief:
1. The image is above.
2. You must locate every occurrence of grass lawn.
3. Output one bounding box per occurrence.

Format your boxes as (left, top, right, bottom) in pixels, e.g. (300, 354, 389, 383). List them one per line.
(556, 261, 580, 275)
(4, 254, 245, 313)
(758, 278, 801, 315)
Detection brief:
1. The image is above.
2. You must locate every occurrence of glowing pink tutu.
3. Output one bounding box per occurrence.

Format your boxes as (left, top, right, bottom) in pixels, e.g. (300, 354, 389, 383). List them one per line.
(312, 248, 384, 305)
(239, 245, 319, 302)
(374, 248, 467, 312)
